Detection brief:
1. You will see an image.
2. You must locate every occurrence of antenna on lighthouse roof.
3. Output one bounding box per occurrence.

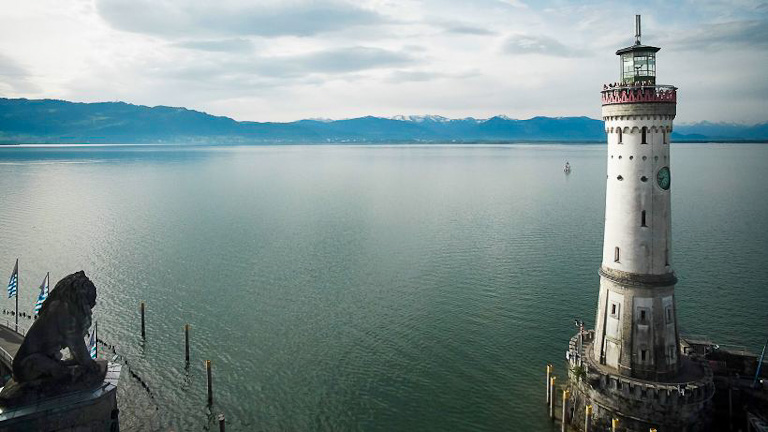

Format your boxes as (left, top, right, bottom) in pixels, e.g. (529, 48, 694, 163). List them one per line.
(635, 15, 641, 45)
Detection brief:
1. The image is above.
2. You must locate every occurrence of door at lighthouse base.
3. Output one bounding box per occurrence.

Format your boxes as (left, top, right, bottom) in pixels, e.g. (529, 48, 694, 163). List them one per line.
(605, 340, 621, 368)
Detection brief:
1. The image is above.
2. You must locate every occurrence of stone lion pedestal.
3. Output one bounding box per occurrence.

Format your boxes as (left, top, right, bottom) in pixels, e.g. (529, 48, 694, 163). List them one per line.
(0, 271, 122, 431)
(0, 361, 121, 432)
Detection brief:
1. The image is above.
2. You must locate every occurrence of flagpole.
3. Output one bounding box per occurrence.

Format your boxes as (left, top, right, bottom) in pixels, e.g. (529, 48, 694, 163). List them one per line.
(15, 259, 18, 333)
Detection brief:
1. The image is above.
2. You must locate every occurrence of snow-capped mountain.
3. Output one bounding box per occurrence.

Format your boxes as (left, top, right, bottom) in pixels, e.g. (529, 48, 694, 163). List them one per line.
(2, 98, 763, 144)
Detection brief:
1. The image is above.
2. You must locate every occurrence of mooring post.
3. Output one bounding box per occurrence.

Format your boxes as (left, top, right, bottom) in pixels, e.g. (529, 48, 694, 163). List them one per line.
(561, 389, 569, 432)
(218, 413, 225, 432)
(612, 417, 618, 432)
(140, 301, 146, 339)
(545, 364, 552, 404)
(549, 377, 556, 420)
(578, 323, 584, 366)
(584, 405, 592, 432)
(206, 360, 213, 405)
(185, 324, 190, 365)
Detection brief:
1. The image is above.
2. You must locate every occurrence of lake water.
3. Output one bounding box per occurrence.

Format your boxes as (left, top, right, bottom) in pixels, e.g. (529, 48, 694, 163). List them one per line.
(0, 143, 766, 431)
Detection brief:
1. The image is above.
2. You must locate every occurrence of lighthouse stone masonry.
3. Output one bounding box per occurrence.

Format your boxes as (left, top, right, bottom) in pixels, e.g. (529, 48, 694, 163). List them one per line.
(596, 27, 678, 384)
(566, 16, 714, 431)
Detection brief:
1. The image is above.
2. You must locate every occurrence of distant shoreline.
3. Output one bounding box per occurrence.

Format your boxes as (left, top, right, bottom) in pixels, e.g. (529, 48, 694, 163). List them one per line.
(3, 98, 767, 144)
(1, 140, 767, 146)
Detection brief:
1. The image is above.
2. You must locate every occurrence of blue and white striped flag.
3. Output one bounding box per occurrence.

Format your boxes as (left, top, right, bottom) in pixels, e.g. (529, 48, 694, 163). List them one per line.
(7, 259, 18, 299)
(88, 330, 97, 359)
(34, 272, 49, 315)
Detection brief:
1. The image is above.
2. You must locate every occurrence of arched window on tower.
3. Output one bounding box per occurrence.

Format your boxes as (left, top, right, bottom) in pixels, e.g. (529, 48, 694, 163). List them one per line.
(641, 210, 647, 227)
(641, 127, 648, 144)
(618, 128, 623, 144)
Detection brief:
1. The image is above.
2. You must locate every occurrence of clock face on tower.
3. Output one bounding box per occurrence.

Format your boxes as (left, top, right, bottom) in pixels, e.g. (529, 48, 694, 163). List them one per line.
(657, 166, 671, 190)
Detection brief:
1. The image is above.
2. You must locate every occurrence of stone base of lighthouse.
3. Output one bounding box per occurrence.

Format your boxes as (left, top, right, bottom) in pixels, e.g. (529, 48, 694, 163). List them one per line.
(565, 331, 714, 431)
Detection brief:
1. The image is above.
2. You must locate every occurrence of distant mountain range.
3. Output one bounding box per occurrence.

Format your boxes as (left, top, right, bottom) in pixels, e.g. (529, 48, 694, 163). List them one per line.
(1, 98, 766, 144)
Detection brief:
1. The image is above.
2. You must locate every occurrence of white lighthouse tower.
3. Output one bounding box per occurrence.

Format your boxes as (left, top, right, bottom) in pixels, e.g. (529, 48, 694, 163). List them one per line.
(593, 14, 679, 382)
(567, 16, 714, 431)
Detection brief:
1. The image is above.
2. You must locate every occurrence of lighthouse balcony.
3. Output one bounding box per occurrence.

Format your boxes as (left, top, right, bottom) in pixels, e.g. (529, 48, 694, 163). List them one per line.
(566, 331, 715, 431)
(568, 331, 714, 403)
(601, 83, 677, 105)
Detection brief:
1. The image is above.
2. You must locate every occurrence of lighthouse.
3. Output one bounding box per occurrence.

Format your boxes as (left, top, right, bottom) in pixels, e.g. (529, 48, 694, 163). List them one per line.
(566, 16, 714, 431)
(594, 13, 679, 382)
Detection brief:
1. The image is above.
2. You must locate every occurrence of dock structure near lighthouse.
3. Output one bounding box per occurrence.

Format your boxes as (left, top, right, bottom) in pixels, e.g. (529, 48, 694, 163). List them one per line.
(565, 15, 714, 431)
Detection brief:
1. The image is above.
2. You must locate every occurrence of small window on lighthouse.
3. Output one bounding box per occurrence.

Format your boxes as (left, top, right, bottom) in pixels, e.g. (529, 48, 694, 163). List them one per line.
(614, 247, 620, 262)
(641, 210, 647, 227)
(665, 307, 673, 324)
(641, 350, 647, 361)
(641, 127, 648, 144)
(610, 302, 620, 317)
(618, 129, 623, 144)
(663, 131, 668, 144)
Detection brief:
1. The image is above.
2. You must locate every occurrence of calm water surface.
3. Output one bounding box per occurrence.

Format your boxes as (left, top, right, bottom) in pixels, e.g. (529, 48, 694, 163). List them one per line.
(0, 144, 766, 431)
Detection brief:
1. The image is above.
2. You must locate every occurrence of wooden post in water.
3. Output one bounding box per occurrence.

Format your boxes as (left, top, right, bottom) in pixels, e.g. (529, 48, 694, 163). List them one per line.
(185, 324, 190, 365)
(549, 377, 556, 420)
(140, 301, 146, 339)
(545, 364, 552, 404)
(206, 360, 213, 405)
(95, 321, 98, 359)
(218, 413, 225, 432)
(584, 405, 592, 432)
(561, 389, 569, 432)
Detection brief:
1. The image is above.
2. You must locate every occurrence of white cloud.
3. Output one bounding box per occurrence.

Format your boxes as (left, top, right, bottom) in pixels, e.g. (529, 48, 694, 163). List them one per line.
(666, 19, 768, 51)
(497, 0, 528, 8)
(0, 0, 764, 124)
(0, 54, 40, 94)
(174, 39, 254, 53)
(95, 0, 388, 37)
(503, 34, 587, 57)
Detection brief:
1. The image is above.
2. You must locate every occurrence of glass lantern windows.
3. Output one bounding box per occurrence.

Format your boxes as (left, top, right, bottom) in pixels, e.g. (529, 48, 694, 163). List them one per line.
(620, 51, 656, 84)
(623, 55, 634, 80)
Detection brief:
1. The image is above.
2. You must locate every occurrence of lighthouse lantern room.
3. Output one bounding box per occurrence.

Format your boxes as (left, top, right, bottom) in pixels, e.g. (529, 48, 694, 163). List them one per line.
(617, 15, 659, 84)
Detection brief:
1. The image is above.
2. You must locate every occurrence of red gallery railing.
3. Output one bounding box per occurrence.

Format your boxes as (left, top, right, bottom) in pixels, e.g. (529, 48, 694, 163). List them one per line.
(601, 83, 677, 105)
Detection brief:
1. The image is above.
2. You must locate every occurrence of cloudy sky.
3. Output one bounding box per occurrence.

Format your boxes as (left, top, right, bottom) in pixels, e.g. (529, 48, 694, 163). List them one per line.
(1, 0, 766, 123)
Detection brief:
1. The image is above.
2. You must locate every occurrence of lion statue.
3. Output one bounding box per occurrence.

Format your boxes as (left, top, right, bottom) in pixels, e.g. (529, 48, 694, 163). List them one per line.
(10, 271, 101, 386)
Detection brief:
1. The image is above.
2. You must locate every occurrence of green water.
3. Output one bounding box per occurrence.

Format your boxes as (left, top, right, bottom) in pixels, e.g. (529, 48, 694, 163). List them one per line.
(0, 144, 766, 431)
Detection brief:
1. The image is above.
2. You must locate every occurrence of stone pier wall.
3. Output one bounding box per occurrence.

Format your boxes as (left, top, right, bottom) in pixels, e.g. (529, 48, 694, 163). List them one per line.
(566, 332, 714, 431)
